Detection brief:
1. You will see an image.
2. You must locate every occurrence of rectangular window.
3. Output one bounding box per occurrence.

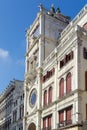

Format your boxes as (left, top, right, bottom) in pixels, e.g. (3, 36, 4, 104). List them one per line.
(43, 115, 52, 130)
(60, 51, 73, 69)
(58, 106, 72, 128)
(59, 110, 64, 127)
(86, 104, 87, 120)
(83, 47, 87, 59)
(13, 110, 17, 122)
(19, 127, 23, 130)
(66, 106, 72, 125)
(60, 60, 64, 68)
(48, 115, 52, 130)
(43, 118, 46, 130)
(27, 60, 29, 72)
(85, 71, 87, 91)
(47, 71, 50, 78)
(19, 105, 24, 119)
(70, 51, 73, 59)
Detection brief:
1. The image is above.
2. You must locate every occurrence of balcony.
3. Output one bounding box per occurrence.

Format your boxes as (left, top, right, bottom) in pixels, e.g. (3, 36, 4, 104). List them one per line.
(42, 127, 52, 130)
(58, 120, 72, 128)
(25, 69, 37, 83)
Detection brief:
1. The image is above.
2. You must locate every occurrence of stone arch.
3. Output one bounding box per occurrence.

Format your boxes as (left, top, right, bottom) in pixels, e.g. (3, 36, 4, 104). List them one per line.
(28, 123, 36, 130)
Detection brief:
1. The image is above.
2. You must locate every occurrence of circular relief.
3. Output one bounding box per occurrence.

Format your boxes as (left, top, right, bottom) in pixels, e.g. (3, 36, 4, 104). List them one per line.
(29, 89, 37, 108)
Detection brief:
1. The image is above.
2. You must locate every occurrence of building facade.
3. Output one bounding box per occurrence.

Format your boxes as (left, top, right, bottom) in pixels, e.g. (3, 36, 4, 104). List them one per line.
(24, 4, 87, 130)
(0, 79, 24, 130)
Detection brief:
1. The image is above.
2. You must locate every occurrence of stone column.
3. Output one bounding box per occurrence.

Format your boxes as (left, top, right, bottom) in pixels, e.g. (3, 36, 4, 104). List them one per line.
(64, 76, 66, 95)
(54, 60, 58, 101)
(73, 95, 82, 124)
(75, 44, 79, 90)
(23, 84, 28, 130)
(26, 34, 29, 52)
(52, 105, 57, 129)
(37, 67, 43, 130)
(39, 13, 45, 67)
(37, 67, 43, 109)
(53, 59, 58, 129)
(39, 38, 45, 67)
(75, 97, 78, 122)
(25, 34, 29, 73)
(37, 111, 42, 130)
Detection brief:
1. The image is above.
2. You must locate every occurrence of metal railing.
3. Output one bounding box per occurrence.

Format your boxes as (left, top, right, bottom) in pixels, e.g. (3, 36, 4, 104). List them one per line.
(42, 127, 52, 130)
(58, 120, 72, 128)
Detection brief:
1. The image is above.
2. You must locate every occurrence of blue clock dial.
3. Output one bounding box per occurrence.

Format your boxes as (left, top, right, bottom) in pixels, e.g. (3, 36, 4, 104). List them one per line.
(29, 89, 37, 108)
(31, 92, 36, 105)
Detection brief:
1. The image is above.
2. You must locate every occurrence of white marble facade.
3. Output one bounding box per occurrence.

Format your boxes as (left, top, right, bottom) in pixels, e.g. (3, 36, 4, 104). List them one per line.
(0, 80, 24, 130)
(24, 4, 87, 130)
(24, 5, 87, 130)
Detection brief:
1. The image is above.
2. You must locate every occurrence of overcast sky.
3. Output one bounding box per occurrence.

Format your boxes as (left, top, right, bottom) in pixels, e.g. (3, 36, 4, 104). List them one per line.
(0, 0, 87, 93)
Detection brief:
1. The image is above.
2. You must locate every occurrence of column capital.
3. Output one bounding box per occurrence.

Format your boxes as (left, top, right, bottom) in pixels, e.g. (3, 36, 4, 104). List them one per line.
(37, 66, 43, 74)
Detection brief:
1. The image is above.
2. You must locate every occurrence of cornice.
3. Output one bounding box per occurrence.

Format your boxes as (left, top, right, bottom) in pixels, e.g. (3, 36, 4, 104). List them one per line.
(60, 4, 87, 39)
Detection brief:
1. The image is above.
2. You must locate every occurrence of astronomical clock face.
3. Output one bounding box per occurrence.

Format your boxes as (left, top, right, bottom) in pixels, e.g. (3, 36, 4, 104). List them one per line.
(29, 89, 37, 108)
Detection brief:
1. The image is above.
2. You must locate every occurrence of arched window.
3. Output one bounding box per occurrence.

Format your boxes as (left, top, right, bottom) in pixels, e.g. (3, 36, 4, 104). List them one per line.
(66, 72, 71, 94)
(44, 90, 47, 106)
(48, 87, 52, 104)
(59, 78, 64, 98)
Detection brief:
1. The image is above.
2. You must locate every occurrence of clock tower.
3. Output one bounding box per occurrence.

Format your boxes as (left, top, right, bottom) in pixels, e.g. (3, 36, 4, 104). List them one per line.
(24, 4, 69, 130)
